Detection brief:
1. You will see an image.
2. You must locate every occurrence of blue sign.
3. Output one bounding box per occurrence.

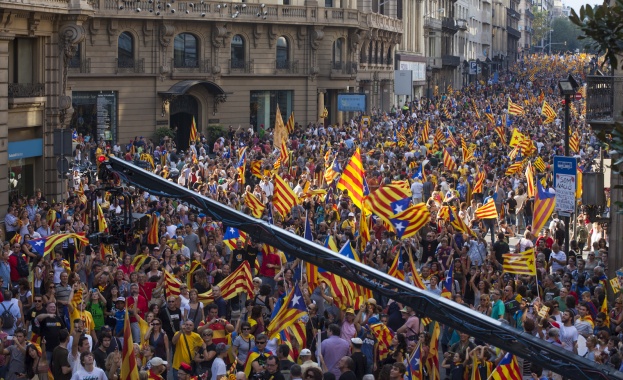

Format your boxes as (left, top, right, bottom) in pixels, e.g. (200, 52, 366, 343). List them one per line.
(337, 94, 366, 112)
(8, 138, 43, 160)
(553, 156, 577, 215)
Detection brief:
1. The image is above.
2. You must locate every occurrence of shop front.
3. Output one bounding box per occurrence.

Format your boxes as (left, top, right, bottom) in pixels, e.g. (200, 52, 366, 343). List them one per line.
(8, 138, 43, 203)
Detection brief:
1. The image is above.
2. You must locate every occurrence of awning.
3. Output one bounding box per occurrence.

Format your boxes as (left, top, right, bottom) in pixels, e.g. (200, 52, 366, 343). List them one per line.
(158, 80, 226, 97)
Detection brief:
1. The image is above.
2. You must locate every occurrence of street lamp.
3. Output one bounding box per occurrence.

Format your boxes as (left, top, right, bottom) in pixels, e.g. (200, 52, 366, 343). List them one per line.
(426, 66, 433, 100)
(462, 60, 468, 86)
(476, 58, 480, 83)
(558, 73, 580, 253)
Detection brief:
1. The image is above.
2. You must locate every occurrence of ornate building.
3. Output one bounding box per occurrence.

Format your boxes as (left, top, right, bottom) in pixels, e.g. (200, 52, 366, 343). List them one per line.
(0, 0, 402, 208)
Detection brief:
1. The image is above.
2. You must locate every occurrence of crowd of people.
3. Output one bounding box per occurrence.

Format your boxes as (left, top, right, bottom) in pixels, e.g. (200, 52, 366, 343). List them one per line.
(0, 53, 617, 380)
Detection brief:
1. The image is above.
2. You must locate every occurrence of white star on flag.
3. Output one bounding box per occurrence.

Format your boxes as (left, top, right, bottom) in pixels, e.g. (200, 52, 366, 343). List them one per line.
(393, 204, 404, 213)
(229, 228, 235, 234)
(394, 222, 405, 232)
(35, 241, 43, 246)
(290, 294, 301, 307)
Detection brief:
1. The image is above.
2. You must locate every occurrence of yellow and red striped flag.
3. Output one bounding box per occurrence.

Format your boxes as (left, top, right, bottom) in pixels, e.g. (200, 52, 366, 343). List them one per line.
(525, 162, 536, 198)
(97, 203, 108, 233)
(421, 120, 430, 143)
(508, 99, 525, 116)
(279, 140, 290, 167)
(121, 309, 140, 380)
(443, 149, 457, 171)
(425, 322, 441, 380)
(251, 160, 263, 178)
(244, 191, 266, 218)
(569, 129, 580, 153)
(472, 99, 480, 119)
(505, 161, 524, 176)
(337, 148, 366, 209)
(541, 101, 557, 123)
(266, 284, 308, 339)
(532, 181, 556, 235)
(472, 171, 486, 194)
(285, 112, 295, 135)
(533, 156, 546, 173)
(390, 203, 430, 239)
(490, 352, 521, 380)
(387, 251, 405, 281)
(198, 261, 254, 304)
(364, 182, 412, 228)
(273, 174, 298, 217)
(147, 213, 159, 245)
(503, 249, 537, 275)
(494, 126, 506, 145)
(189, 116, 198, 145)
(40, 233, 89, 257)
(370, 323, 394, 361)
(474, 200, 498, 220)
(324, 157, 341, 184)
(163, 270, 181, 298)
(461, 138, 474, 163)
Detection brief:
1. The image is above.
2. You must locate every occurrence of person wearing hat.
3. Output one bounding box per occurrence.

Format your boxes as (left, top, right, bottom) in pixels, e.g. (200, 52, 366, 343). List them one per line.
(396, 306, 420, 342)
(211, 343, 229, 380)
(148, 357, 168, 380)
(177, 362, 194, 380)
(350, 338, 367, 380)
(340, 212, 356, 234)
(113, 297, 126, 337)
(340, 308, 357, 341)
(299, 348, 320, 373)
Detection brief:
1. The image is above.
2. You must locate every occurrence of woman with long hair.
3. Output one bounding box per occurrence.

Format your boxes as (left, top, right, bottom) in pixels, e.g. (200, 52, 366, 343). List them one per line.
(232, 322, 255, 371)
(184, 289, 204, 328)
(42, 283, 56, 305)
(24, 340, 49, 380)
(144, 317, 169, 364)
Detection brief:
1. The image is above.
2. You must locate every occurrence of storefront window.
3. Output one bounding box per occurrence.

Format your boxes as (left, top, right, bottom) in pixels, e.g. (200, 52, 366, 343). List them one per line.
(9, 161, 34, 204)
(249, 90, 293, 130)
(70, 91, 118, 143)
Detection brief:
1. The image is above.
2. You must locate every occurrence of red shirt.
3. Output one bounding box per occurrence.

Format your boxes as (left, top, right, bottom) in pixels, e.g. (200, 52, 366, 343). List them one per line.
(259, 252, 280, 277)
(7, 254, 21, 282)
(127, 295, 148, 322)
(139, 282, 157, 300)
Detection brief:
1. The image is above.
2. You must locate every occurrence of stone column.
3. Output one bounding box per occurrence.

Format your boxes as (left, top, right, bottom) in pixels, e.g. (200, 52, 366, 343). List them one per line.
(317, 89, 325, 125)
(0, 33, 14, 214)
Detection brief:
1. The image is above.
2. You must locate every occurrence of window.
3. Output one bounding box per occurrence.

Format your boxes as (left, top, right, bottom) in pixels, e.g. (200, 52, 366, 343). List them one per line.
(230, 34, 245, 68)
(325, 0, 333, 7)
(10, 38, 35, 83)
(276, 36, 289, 68)
(333, 39, 343, 68)
(69, 43, 82, 69)
(118, 32, 134, 68)
(174, 33, 198, 68)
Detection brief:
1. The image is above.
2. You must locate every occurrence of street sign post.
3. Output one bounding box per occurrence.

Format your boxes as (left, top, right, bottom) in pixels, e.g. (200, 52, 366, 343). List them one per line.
(553, 156, 577, 217)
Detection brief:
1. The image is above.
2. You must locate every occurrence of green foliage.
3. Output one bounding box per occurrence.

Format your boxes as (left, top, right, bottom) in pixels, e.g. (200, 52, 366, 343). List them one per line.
(550, 17, 583, 52)
(569, 0, 623, 69)
(532, 7, 551, 46)
(205, 124, 227, 147)
(154, 127, 175, 143)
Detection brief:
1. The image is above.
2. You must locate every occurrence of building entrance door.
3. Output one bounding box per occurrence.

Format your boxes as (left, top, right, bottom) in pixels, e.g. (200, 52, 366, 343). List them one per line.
(170, 95, 199, 151)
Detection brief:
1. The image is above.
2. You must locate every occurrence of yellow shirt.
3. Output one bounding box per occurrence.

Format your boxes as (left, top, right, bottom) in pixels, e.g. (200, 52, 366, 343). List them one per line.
(173, 332, 204, 370)
(69, 308, 95, 334)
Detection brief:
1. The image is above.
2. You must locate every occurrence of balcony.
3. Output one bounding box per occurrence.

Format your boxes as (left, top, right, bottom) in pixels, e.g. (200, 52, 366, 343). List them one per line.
(506, 7, 520, 20)
(586, 75, 623, 130)
(482, 0, 491, 4)
(524, 7, 534, 18)
(89, 1, 402, 34)
(8, 83, 45, 99)
(275, 60, 299, 74)
(427, 57, 442, 69)
(171, 59, 211, 75)
(456, 19, 468, 30)
(507, 26, 521, 39)
(442, 17, 459, 34)
(442, 55, 461, 67)
(424, 17, 442, 30)
(330, 61, 357, 79)
(115, 58, 145, 74)
(68, 58, 91, 74)
(229, 59, 254, 74)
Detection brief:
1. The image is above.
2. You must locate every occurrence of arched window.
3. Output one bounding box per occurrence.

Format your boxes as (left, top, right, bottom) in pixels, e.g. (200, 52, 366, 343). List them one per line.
(118, 32, 134, 68)
(174, 33, 198, 68)
(230, 34, 245, 69)
(333, 38, 343, 69)
(276, 36, 289, 69)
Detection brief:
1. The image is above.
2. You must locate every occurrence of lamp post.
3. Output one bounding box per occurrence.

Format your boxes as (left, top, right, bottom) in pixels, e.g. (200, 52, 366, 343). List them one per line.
(462, 60, 468, 87)
(558, 74, 580, 254)
(476, 58, 480, 83)
(426, 66, 432, 100)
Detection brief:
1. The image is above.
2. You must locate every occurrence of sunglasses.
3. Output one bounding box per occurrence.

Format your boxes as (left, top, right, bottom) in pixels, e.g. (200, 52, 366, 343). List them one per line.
(242, 327, 251, 331)
(152, 323, 161, 326)
(203, 333, 213, 337)
(257, 341, 266, 345)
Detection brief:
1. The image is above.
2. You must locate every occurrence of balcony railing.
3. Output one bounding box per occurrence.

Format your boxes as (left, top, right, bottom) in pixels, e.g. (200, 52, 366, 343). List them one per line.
(506, 7, 520, 20)
(68, 58, 91, 74)
(171, 58, 211, 74)
(229, 59, 254, 74)
(586, 75, 623, 129)
(424, 17, 442, 30)
(507, 26, 521, 39)
(275, 60, 299, 74)
(442, 17, 459, 34)
(116, 58, 145, 73)
(8, 83, 45, 98)
(330, 61, 358, 75)
(442, 55, 461, 67)
(524, 7, 534, 18)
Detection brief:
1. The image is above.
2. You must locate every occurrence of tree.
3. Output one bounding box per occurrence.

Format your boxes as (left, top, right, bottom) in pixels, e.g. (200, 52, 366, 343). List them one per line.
(532, 7, 551, 47)
(550, 17, 581, 53)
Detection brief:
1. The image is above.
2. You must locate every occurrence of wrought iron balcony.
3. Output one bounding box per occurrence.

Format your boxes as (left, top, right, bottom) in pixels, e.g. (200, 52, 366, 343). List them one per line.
(506, 7, 520, 20)
(507, 26, 521, 39)
(586, 75, 623, 130)
(229, 59, 254, 74)
(442, 17, 459, 34)
(68, 58, 90, 74)
(275, 60, 299, 74)
(524, 7, 534, 18)
(172, 58, 211, 73)
(330, 61, 357, 79)
(456, 19, 468, 30)
(442, 55, 461, 67)
(8, 83, 45, 98)
(116, 58, 145, 74)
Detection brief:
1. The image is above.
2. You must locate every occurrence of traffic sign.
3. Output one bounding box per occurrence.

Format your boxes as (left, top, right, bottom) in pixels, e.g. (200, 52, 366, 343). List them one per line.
(553, 156, 577, 216)
(574, 93, 582, 100)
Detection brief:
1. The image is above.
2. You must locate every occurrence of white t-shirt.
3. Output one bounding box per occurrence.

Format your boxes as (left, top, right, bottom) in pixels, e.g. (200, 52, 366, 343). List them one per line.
(70, 366, 108, 380)
(211, 357, 227, 380)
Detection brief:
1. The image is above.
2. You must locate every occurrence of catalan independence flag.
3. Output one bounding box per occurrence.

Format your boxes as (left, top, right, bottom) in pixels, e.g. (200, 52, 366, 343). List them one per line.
(30, 233, 89, 257)
(474, 199, 498, 220)
(532, 181, 555, 235)
(443, 149, 457, 171)
(266, 284, 307, 339)
(490, 352, 521, 380)
(525, 162, 536, 198)
(364, 182, 412, 227)
(387, 250, 405, 281)
(337, 147, 366, 209)
(390, 203, 430, 239)
(502, 249, 536, 275)
(407, 344, 424, 380)
(541, 100, 557, 123)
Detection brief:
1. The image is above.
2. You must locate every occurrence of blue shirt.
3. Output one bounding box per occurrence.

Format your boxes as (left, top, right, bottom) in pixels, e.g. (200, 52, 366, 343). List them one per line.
(114, 308, 125, 335)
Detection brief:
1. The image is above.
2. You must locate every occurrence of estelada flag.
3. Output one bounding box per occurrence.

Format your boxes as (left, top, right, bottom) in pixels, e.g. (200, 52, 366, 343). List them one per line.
(474, 200, 498, 220)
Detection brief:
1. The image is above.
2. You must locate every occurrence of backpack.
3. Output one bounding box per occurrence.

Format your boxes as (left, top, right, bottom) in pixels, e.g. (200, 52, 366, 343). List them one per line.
(12, 253, 29, 278)
(1, 304, 15, 329)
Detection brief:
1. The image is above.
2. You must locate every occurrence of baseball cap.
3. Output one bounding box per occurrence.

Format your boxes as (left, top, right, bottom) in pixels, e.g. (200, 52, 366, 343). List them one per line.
(116, 297, 126, 303)
(351, 338, 363, 345)
(149, 357, 168, 367)
(348, 212, 355, 217)
(300, 349, 312, 356)
(345, 308, 355, 315)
